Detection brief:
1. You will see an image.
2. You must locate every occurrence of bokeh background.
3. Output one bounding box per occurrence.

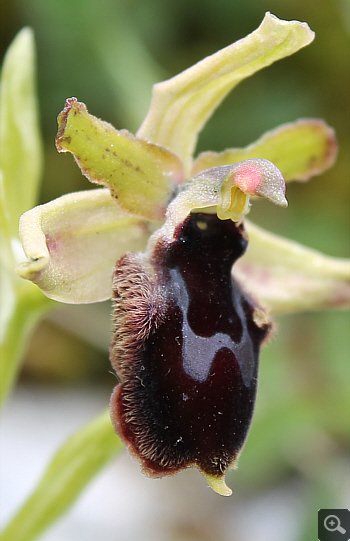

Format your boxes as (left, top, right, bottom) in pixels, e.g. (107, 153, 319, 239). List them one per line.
(1, 1, 349, 540)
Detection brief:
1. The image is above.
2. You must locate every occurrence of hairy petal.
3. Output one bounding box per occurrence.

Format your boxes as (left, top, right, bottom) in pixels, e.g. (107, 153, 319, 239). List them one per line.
(56, 98, 184, 221)
(235, 221, 350, 314)
(192, 119, 337, 181)
(16, 189, 153, 303)
(137, 13, 314, 174)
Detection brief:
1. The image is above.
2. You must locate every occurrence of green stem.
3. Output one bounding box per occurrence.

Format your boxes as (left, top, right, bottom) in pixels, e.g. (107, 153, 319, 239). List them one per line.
(0, 409, 122, 541)
(0, 282, 53, 408)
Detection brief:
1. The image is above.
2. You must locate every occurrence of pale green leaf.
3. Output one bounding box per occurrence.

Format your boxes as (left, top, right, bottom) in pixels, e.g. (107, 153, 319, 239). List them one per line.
(0, 29, 49, 409)
(0, 409, 122, 541)
(56, 98, 184, 221)
(192, 119, 337, 181)
(0, 28, 43, 249)
(235, 221, 350, 314)
(16, 188, 153, 303)
(137, 13, 314, 174)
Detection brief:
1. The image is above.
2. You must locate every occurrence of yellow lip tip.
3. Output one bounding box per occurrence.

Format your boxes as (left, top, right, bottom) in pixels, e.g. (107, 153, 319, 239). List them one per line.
(202, 472, 233, 496)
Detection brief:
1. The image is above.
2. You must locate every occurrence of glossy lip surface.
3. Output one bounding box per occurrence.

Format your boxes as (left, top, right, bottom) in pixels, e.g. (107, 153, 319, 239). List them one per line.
(110, 213, 271, 479)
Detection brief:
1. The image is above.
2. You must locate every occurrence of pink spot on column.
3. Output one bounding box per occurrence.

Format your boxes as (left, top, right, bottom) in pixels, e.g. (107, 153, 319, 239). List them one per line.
(234, 162, 262, 195)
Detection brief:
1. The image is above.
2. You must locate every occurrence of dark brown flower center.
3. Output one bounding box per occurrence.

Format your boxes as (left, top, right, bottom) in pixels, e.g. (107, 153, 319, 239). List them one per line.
(110, 213, 271, 480)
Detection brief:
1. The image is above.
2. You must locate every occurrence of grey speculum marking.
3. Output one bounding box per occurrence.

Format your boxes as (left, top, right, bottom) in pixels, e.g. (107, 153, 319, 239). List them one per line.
(169, 267, 255, 385)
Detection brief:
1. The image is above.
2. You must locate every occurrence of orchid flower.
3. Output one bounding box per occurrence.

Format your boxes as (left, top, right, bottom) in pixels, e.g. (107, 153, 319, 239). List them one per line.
(15, 13, 350, 496)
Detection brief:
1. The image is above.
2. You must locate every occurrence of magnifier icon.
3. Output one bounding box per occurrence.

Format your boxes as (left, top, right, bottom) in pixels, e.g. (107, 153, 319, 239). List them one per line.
(324, 515, 346, 534)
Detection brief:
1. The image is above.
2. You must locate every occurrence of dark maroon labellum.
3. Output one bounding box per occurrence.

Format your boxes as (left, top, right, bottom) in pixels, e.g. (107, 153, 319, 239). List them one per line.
(110, 213, 271, 491)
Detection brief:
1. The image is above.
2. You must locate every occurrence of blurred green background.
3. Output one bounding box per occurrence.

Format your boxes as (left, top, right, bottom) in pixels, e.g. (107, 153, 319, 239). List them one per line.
(1, 1, 349, 540)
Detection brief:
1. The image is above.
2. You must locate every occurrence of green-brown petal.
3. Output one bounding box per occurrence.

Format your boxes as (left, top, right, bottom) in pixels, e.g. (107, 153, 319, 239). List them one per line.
(192, 119, 337, 181)
(56, 98, 184, 221)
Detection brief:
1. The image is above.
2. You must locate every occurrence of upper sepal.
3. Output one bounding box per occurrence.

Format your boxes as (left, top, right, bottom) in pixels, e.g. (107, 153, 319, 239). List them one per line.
(137, 13, 314, 174)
